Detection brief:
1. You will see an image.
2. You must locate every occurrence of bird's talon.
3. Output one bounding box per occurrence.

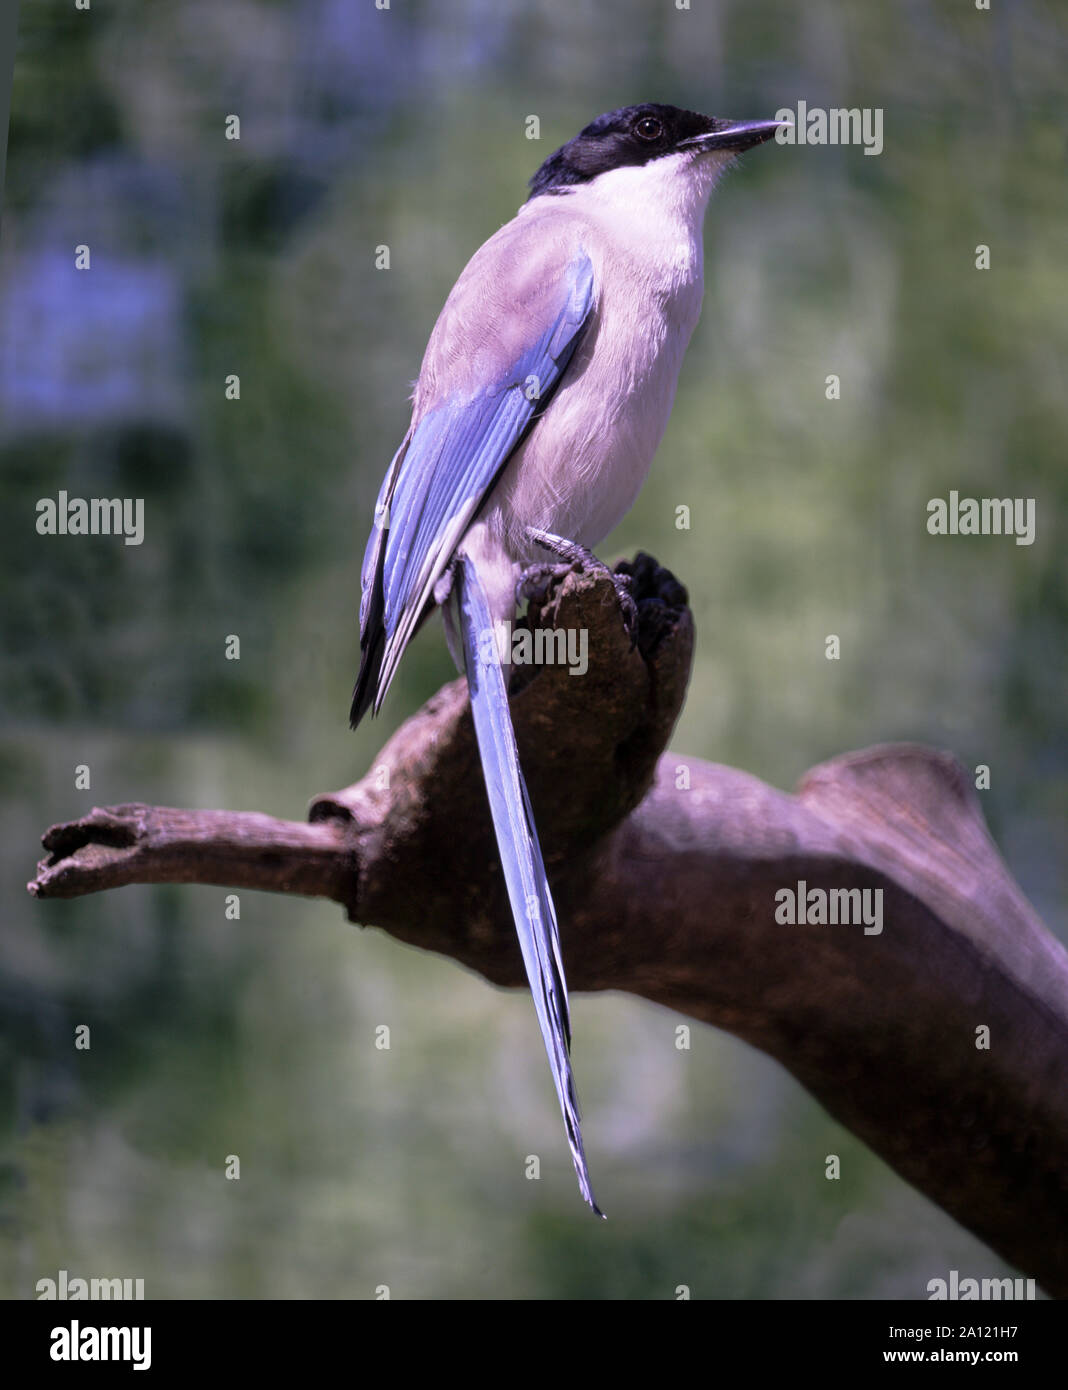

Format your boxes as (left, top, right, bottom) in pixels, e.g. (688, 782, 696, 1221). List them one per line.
(516, 562, 567, 607)
(613, 574, 640, 646)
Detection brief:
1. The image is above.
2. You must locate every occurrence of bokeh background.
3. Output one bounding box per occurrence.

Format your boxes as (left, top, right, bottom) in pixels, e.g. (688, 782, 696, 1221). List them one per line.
(1, 0, 1065, 1298)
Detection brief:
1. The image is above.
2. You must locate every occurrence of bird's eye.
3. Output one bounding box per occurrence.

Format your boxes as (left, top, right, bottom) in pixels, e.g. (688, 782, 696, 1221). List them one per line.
(634, 116, 663, 142)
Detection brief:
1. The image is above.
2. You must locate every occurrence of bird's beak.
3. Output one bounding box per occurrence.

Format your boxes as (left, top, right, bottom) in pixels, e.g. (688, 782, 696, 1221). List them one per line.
(680, 118, 789, 154)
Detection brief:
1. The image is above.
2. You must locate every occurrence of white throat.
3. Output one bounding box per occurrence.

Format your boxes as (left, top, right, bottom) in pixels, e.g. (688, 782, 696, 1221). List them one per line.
(556, 149, 731, 245)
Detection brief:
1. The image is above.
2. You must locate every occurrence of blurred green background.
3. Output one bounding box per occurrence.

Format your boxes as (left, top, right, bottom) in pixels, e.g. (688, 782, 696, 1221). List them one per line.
(1, 0, 1065, 1299)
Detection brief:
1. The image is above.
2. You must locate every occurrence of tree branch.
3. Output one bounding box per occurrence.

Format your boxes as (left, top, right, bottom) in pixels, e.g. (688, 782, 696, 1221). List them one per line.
(28, 559, 1068, 1296)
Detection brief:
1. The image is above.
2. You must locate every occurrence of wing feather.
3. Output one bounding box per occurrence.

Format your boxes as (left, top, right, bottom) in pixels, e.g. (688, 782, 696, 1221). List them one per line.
(350, 238, 595, 726)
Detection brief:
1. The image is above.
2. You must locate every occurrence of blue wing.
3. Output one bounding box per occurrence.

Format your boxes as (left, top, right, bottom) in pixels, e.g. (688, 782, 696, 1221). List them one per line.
(453, 554, 603, 1215)
(350, 248, 595, 726)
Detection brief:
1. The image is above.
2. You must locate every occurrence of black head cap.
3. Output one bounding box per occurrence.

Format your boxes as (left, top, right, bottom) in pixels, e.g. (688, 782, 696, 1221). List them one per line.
(527, 103, 780, 200)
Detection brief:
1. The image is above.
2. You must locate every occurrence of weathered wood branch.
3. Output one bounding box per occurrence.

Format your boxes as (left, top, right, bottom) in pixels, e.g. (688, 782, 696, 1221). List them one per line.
(29, 559, 1068, 1295)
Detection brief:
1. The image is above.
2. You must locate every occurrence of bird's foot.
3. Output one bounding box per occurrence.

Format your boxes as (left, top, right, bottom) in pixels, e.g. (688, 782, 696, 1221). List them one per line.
(522, 528, 639, 645)
(514, 561, 563, 609)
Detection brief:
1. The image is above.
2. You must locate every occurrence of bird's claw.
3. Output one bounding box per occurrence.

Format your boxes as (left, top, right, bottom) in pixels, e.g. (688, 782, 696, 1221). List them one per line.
(612, 571, 639, 648)
(515, 562, 564, 608)
(523, 527, 638, 644)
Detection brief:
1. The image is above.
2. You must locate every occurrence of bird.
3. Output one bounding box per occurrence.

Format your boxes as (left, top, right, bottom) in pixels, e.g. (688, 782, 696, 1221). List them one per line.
(350, 103, 783, 1215)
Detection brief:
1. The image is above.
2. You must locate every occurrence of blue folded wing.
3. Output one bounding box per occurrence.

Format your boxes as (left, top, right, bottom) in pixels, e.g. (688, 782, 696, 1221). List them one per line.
(350, 249, 595, 725)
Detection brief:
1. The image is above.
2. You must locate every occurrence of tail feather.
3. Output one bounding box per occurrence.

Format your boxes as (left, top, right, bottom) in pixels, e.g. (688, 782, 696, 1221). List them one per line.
(454, 554, 603, 1216)
(349, 613, 385, 730)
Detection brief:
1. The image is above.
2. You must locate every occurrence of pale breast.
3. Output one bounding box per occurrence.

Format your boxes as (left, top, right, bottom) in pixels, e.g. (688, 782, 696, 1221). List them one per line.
(488, 229, 705, 557)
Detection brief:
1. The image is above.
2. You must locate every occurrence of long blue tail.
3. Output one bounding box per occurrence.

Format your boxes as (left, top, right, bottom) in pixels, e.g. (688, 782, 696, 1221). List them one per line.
(453, 554, 603, 1216)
